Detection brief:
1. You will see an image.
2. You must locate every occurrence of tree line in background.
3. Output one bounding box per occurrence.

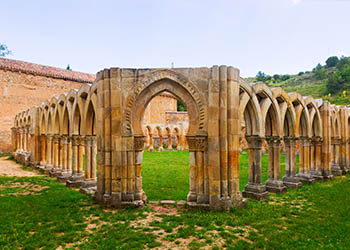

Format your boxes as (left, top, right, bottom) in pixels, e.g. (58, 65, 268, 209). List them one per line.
(256, 55, 350, 97)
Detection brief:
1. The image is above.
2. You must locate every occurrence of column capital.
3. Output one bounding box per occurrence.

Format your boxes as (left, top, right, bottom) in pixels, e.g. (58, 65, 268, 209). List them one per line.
(246, 135, 263, 149)
(91, 135, 97, 144)
(53, 134, 60, 143)
(134, 136, 145, 152)
(186, 135, 207, 151)
(72, 134, 80, 145)
(84, 136, 92, 146)
(46, 134, 53, 140)
(265, 136, 281, 146)
(61, 135, 68, 144)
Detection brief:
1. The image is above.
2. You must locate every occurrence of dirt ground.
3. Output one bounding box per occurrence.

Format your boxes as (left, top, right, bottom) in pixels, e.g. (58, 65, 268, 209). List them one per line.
(0, 156, 42, 177)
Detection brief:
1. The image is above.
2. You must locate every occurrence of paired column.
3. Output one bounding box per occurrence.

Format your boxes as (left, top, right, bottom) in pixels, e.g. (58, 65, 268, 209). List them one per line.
(331, 137, 342, 175)
(81, 136, 97, 189)
(66, 135, 84, 187)
(310, 136, 323, 180)
(242, 135, 268, 200)
(158, 135, 164, 151)
(296, 137, 314, 183)
(45, 134, 53, 169)
(265, 136, 286, 193)
(167, 134, 173, 150)
(282, 137, 302, 188)
(147, 134, 154, 152)
(40, 134, 47, 166)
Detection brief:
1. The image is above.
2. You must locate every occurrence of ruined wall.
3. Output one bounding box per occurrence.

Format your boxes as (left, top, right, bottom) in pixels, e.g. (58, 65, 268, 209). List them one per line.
(143, 92, 177, 124)
(0, 68, 86, 152)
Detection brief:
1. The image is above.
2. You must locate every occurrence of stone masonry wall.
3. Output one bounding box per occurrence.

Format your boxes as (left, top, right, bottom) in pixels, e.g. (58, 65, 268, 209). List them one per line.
(0, 69, 85, 152)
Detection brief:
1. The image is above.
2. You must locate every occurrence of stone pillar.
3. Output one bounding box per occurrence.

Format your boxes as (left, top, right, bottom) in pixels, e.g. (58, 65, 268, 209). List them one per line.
(296, 137, 314, 183)
(134, 136, 146, 202)
(176, 135, 181, 150)
(331, 137, 342, 175)
(57, 136, 71, 183)
(40, 135, 47, 166)
(167, 134, 173, 151)
(84, 136, 92, 180)
(16, 130, 20, 152)
(67, 136, 72, 174)
(147, 134, 154, 152)
(311, 136, 324, 180)
(283, 137, 302, 188)
(45, 135, 53, 170)
(265, 136, 286, 193)
(242, 135, 268, 200)
(23, 128, 27, 152)
(91, 136, 97, 180)
(50, 134, 62, 177)
(11, 128, 17, 152)
(78, 136, 85, 175)
(158, 134, 164, 152)
(66, 135, 84, 187)
(80, 136, 97, 192)
(320, 102, 333, 180)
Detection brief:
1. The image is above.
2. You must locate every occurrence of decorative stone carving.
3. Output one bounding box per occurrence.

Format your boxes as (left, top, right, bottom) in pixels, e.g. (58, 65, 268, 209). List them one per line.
(134, 136, 145, 151)
(186, 136, 207, 151)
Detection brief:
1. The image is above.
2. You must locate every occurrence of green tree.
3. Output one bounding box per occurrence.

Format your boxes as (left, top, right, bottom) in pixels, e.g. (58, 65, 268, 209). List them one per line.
(66, 64, 72, 71)
(177, 100, 187, 111)
(256, 71, 266, 81)
(0, 43, 11, 57)
(325, 56, 339, 68)
(313, 63, 322, 71)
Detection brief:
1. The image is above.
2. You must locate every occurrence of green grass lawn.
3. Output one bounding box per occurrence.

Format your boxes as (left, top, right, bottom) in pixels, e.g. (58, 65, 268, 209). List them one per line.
(1, 153, 348, 249)
(142, 150, 299, 201)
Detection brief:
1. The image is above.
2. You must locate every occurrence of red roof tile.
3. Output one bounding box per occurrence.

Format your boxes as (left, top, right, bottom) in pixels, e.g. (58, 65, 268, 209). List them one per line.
(0, 57, 95, 83)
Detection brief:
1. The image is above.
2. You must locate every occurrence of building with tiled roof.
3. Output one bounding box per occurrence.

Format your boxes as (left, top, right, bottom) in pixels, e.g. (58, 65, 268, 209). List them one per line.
(0, 57, 95, 83)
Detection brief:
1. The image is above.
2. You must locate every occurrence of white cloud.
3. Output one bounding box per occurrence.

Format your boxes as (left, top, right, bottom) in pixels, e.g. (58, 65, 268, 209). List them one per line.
(292, 0, 302, 4)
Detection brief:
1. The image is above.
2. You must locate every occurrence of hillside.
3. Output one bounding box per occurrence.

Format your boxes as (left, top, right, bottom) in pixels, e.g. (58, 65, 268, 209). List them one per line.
(246, 56, 350, 105)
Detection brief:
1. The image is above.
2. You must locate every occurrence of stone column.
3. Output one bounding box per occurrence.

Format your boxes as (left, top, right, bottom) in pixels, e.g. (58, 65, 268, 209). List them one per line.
(50, 134, 62, 176)
(40, 135, 47, 166)
(147, 134, 154, 152)
(91, 136, 97, 180)
(23, 128, 27, 152)
(78, 136, 85, 175)
(134, 136, 146, 202)
(167, 134, 173, 151)
(66, 135, 84, 187)
(265, 136, 286, 193)
(84, 136, 92, 180)
(16, 130, 20, 152)
(311, 136, 324, 180)
(186, 136, 208, 204)
(158, 134, 164, 152)
(57, 136, 71, 182)
(176, 135, 181, 150)
(45, 134, 53, 170)
(242, 135, 268, 200)
(67, 136, 72, 174)
(331, 137, 342, 175)
(283, 137, 302, 188)
(320, 102, 333, 179)
(296, 137, 314, 183)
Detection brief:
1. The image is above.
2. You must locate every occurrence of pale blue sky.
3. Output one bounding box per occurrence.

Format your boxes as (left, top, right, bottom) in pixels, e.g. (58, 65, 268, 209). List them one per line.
(2, 0, 350, 77)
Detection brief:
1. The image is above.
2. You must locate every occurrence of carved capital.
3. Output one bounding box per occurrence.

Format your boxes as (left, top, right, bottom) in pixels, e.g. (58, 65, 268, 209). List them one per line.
(266, 136, 281, 147)
(134, 136, 145, 152)
(186, 136, 207, 151)
(84, 136, 92, 146)
(246, 135, 263, 149)
(61, 135, 68, 144)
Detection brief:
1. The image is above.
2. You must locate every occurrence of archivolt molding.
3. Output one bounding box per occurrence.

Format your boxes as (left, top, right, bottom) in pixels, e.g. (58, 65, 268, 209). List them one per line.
(124, 69, 207, 136)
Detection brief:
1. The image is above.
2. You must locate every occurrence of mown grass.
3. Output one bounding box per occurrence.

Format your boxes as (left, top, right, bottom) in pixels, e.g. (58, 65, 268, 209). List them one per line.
(142, 150, 299, 200)
(0, 153, 349, 249)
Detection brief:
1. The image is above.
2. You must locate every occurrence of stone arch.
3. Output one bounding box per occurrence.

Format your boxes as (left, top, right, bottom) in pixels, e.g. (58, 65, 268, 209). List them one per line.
(125, 69, 207, 137)
(239, 79, 263, 136)
(305, 97, 322, 137)
(289, 93, 311, 137)
(83, 93, 97, 136)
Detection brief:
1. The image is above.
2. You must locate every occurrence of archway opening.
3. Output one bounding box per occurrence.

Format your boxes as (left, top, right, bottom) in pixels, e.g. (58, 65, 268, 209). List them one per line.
(135, 85, 192, 202)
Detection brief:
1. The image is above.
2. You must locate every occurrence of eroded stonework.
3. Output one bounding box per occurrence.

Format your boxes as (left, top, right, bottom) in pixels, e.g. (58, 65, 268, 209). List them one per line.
(12, 65, 350, 211)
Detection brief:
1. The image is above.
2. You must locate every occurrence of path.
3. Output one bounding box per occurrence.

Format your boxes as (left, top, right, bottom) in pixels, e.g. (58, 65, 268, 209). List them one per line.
(0, 156, 42, 177)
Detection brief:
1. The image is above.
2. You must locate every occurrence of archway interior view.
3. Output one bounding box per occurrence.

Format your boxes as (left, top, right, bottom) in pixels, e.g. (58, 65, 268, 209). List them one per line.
(140, 91, 190, 201)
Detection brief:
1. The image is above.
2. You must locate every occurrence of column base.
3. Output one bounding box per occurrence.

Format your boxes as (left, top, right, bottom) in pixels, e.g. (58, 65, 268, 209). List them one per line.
(310, 170, 324, 181)
(49, 167, 63, 177)
(322, 170, 334, 180)
(44, 164, 54, 174)
(147, 147, 154, 152)
(95, 192, 145, 208)
(167, 147, 173, 151)
(265, 179, 287, 193)
(81, 178, 97, 188)
(80, 186, 97, 195)
(242, 184, 269, 200)
(158, 147, 164, 152)
(296, 173, 315, 184)
(66, 173, 84, 188)
(331, 164, 343, 176)
(57, 171, 72, 183)
(282, 176, 302, 188)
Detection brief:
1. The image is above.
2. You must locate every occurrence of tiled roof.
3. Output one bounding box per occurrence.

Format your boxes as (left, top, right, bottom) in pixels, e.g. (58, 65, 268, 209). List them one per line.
(0, 57, 95, 83)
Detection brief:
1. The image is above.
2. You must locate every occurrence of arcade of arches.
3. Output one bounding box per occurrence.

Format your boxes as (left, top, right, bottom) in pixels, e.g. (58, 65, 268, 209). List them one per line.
(12, 66, 350, 210)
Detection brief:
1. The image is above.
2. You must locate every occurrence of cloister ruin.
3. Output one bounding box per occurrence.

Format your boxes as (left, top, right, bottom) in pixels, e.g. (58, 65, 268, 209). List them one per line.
(12, 66, 349, 210)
